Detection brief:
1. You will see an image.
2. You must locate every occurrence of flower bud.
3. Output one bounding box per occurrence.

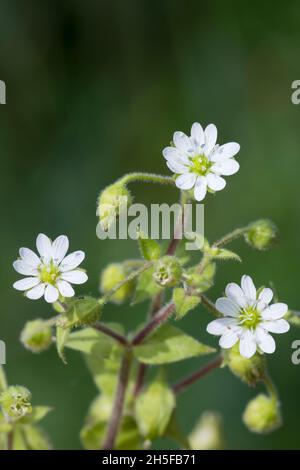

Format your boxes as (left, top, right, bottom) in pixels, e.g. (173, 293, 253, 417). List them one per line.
(97, 183, 132, 231)
(20, 319, 53, 353)
(224, 344, 266, 386)
(100, 263, 134, 304)
(243, 394, 281, 434)
(0, 385, 32, 420)
(245, 219, 278, 251)
(189, 412, 224, 450)
(153, 256, 182, 288)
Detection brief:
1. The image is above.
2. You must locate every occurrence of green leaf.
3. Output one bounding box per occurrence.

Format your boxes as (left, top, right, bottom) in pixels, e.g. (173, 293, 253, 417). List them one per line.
(81, 416, 142, 450)
(85, 354, 121, 395)
(132, 267, 162, 304)
(65, 324, 123, 360)
(173, 288, 201, 319)
(138, 232, 161, 260)
(56, 326, 70, 364)
(23, 425, 52, 450)
(135, 373, 175, 439)
(185, 262, 216, 293)
(133, 324, 215, 364)
(56, 297, 101, 329)
(30, 406, 52, 423)
(209, 247, 241, 262)
(13, 427, 27, 450)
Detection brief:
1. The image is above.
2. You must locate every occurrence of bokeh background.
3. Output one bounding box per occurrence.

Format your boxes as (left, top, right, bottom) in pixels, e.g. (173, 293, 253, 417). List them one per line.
(0, 0, 300, 449)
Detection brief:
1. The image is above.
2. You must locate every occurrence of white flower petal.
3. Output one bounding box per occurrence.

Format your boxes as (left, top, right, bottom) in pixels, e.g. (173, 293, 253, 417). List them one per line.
(173, 131, 193, 153)
(219, 330, 239, 349)
(13, 260, 38, 276)
(261, 303, 288, 320)
(60, 251, 85, 272)
(241, 275, 256, 302)
(52, 235, 69, 263)
(19, 248, 40, 268)
(239, 329, 257, 358)
(175, 173, 197, 190)
(255, 326, 276, 354)
(57, 280, 75, 298)
(44, 284, 59, 303)
(211, 142, 240, 162)
(204, 124, 217, 155)
(206, 173, 226, 191)
(211, 159, 240, 176)
(25, 283, 46, 300)
(262, 319, 290, 334)
(36, 234, 52, 262)
(193, 176, 207, 201)
(163, 147, 189, 164)
(61, 270, 88, 284)
(190, 122, 205, 147)
(166, 159, 188, 174)
(258, 287, 273, 310)
(207, 317, 238, 336)
(225, 283, 247, 308)
(215, 298, 240, 317)
(13, 277, 40, 291)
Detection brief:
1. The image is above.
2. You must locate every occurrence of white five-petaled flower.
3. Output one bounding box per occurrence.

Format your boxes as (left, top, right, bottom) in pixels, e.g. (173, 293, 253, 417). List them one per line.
(162, 122, 240, 201)
(206, 275, 290, 358)
(13, 234, 88, 303)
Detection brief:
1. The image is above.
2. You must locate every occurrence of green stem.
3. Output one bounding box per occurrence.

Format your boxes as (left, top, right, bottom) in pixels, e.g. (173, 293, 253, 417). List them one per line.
(198, 293, 220, 317)
(131, 302, 175, 346)
(101, 262, 152, 304)
(172, 355, 223, 394)
(263, 372, 278, 402)
(0, 366, 7, 393)
(119, 172, 175, 187)
(213, 227, 248, 248)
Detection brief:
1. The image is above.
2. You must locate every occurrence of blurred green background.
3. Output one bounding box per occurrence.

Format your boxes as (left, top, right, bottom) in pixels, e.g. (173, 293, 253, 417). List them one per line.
(0, 0, 300, 450)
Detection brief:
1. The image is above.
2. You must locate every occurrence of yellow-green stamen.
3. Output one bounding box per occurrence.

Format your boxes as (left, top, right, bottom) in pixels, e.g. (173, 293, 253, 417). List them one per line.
(239, 306, 261, 329)
(190, 154, 212, 176)
(39, 262, 60, 285)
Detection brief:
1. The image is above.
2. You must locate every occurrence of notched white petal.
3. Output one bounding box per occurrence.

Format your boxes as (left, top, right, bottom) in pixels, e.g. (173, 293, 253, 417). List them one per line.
(13, 260, 38, 276)
(261, 303, 288, 321)
(19, 248, 40, 268)
(61, 270, 88, 285)
(241, 275, 256, 302)
(215, 297, 240, 317)
(13, 277, 40, 291)
(36, 233, 52, 261)
(225, 283, 247, 308)
(57, 280, 75, 298)
(52, 235, 69, 263)
(25, 283, 46, 300)
(60, 251, 85, 272)
(44, 284, 59, 303)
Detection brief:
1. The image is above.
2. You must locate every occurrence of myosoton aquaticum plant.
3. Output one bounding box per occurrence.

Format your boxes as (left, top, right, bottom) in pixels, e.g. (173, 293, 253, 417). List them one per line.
(3, 120, 298, 450)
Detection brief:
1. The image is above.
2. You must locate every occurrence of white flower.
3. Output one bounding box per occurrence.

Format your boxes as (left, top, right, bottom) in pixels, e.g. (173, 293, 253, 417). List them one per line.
(13, 234, 88, 303)
(206, 275, 289, 358)
(162, 122, 240, 201)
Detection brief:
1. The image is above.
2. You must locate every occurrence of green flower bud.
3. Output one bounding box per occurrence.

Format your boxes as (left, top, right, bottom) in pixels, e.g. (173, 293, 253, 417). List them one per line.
(100, 263, 134, 304)
(20, 319, 53, 353)
(153, 256, 182, 288)
(245, 219, 278, 251)
(243, 394, 281, 434)
(189, 412, 224, 450)
(97, 183, 132, 231)
(88, 395, 113, 423)
(0, 386, 32, 420)
(224, 344, 266, 386)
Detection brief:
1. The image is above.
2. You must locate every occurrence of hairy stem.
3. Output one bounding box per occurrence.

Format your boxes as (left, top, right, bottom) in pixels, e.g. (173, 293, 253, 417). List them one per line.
(172, 356, 223, 394)
(132, 363, 147, 397)
(93, 323, 128, 347)
(101, 261, 152, 304)
(131, 302, 175, 346)
(213, 226, 248, 248)
(101, 350, 132, 450)
(120, 172, 175, 187)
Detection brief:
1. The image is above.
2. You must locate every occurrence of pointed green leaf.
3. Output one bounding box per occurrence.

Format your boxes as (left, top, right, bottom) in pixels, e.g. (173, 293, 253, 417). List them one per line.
(133, 324, 215, 364)
(56, 326, 70, 364)
(65, 323, 123, 360)
(56, 297, 101, 329)
(138, 232, 161, 261)
(23, 425, 52, 450)
(186, 232, 210, 252)
(135, 373, 175, 439)
(209, 247, 241, 262)
(173, 288, 201, 319)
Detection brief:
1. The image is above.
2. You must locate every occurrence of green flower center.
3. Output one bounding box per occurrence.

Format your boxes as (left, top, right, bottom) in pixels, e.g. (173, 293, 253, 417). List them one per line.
(190, 154, 212, 176)
(39, 261, 60, 285)
(239, 306, 261, 329)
